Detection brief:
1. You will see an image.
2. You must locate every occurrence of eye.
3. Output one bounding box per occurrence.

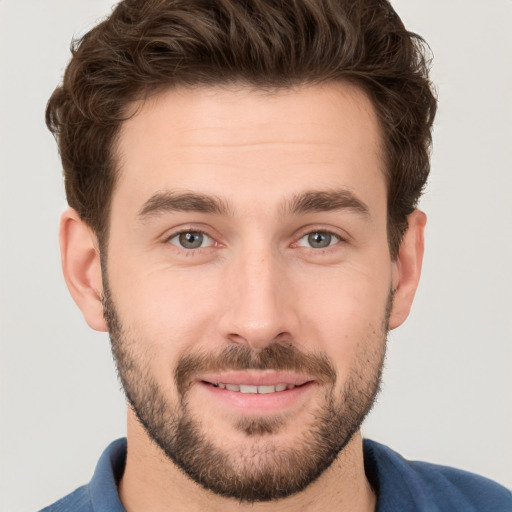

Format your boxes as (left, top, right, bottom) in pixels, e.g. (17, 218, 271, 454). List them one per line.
(296, 231, 340, 249)
(168, 231, 213, 250)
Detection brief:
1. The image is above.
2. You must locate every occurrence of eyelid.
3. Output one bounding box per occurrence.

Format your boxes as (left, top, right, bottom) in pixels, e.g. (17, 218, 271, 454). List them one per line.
(292, 225, 349, 244)
(162, 224, 223, 249)
(295, 230, 341, 249)
(167, 230, 214, 249)
(161, 224, 348, 251)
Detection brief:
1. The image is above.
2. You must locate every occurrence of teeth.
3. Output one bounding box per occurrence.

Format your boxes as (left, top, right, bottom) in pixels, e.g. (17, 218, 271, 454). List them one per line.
(213, 383, 296, 394)
(239, 384, 258, 393)
(258, 385, 277, 394)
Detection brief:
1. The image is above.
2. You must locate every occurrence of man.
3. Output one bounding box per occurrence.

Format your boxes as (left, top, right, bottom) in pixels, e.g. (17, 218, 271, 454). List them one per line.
(41, 0, 511, 510)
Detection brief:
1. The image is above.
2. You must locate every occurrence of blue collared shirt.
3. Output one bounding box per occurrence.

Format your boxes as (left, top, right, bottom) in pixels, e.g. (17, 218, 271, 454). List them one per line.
(39, 438, 512, 511)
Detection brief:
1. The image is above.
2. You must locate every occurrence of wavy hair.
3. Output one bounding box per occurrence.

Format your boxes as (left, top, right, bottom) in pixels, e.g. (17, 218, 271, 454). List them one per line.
(46, 0, 437, 257)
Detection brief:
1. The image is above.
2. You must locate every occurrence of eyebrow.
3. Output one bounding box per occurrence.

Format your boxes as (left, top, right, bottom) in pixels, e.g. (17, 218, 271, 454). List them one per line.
(137, 188, 369, 221)
(283, 189, 370, 217)
(138, 191, 231, 220)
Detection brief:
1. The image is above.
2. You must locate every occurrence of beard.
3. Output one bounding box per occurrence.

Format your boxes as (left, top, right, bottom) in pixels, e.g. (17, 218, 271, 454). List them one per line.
(102, 282, 390, 503)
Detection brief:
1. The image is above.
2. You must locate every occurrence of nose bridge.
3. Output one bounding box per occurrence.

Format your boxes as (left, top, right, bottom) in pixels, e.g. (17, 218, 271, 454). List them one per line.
(220, 243, 292, 348)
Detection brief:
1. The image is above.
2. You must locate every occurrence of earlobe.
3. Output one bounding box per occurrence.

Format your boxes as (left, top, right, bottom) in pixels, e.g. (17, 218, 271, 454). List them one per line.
(59, 208, 108, 332)
(388, 209, 426, 330)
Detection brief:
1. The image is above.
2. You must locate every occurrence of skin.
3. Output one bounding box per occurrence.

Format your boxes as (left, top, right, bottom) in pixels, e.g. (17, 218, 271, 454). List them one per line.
(60, 83, 425, 512)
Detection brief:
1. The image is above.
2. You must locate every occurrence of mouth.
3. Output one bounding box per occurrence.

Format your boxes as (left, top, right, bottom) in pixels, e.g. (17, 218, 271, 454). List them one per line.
(195, 371, 317, 414)
(204, 382, 306, 394)
(198, 370, 313, 390)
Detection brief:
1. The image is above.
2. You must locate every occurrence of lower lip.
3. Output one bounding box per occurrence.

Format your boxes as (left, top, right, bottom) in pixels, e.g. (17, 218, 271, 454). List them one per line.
(197, 381, 316, 414)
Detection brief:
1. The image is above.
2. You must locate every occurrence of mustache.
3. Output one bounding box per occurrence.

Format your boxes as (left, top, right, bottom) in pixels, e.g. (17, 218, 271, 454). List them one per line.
(175, 343, 337, 395)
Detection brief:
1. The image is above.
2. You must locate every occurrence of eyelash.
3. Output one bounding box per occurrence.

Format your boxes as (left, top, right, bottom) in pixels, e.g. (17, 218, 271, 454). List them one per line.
(166, 228, 344, 252)
(167, 230, 216, 250)
(295, 230, 342, 250)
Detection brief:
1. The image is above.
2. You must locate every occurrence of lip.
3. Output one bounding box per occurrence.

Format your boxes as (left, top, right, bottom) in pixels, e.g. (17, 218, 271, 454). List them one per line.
(198, 370, 314, 387)
(195, 371, 317, 415)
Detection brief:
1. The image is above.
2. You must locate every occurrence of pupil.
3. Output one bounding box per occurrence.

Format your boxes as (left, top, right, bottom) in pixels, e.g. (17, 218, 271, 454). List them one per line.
(308, 232, 331, 248)
(179, 232, 203, 249)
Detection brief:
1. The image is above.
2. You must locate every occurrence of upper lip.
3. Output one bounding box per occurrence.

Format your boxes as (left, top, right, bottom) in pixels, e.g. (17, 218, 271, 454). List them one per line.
(197, 370, 315, 387)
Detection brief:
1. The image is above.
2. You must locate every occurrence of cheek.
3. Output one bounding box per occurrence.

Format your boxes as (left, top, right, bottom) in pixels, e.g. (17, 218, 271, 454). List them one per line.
(294, 265, 391, 363)
(110, 266, 222, 354)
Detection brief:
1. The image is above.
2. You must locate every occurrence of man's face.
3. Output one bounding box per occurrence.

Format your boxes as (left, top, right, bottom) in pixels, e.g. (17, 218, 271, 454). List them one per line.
(104, 83, 396, 501)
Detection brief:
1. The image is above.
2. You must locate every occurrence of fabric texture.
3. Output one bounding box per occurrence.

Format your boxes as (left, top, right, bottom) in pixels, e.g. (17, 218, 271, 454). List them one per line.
(39, 438, 512, 511)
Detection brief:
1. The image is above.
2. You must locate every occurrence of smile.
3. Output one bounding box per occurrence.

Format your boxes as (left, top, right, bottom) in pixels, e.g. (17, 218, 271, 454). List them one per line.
(196, 374, 316, 414)
(207, 383, 297, 394)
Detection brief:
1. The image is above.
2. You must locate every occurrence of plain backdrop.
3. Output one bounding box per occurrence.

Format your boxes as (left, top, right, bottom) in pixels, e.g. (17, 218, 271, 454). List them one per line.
(1, 1, 511, 511)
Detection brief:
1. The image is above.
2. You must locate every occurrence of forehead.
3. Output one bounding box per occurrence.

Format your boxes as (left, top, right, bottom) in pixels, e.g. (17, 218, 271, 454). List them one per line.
(114, 83, 386, 215)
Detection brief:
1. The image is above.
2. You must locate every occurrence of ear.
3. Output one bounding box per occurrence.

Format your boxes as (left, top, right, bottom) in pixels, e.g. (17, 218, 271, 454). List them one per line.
(59, 208, 108, 332)
(388, 209, 426, 330)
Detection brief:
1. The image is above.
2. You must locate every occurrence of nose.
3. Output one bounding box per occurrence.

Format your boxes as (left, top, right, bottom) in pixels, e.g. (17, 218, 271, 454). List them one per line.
(217, 249, 297, 350)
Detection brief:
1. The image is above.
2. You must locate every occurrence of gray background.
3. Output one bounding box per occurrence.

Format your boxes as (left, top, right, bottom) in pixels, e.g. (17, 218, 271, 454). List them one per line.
(1, 1, 511, 510)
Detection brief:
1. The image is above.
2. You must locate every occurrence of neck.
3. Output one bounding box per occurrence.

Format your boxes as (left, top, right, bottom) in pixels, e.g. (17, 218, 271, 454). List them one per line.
(119, 410, 376, 512)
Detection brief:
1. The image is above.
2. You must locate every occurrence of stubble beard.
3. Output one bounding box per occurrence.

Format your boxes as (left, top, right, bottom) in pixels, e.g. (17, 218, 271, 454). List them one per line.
(102, 283, 390, 503)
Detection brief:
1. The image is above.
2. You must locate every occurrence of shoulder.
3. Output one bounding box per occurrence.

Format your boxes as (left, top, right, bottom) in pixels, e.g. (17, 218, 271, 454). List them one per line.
(407, 459, 512, 511)
(38, 486, 91, 512)
(364, 439, 512, 512)
(37, 439, 127, 512)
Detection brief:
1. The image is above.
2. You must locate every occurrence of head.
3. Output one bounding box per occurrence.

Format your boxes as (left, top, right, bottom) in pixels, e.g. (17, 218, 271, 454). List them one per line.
(47, 0, 436, 259)
(49, 0, 436, 504)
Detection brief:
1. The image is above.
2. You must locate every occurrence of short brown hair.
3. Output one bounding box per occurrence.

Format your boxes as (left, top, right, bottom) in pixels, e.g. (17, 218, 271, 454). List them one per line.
(46, 0, 437, 258)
